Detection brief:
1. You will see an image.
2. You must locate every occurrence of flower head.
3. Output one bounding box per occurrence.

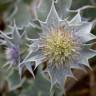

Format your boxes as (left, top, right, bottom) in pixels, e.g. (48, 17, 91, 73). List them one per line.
(41, 26, 81, 68)
(5, 46, 19, 66)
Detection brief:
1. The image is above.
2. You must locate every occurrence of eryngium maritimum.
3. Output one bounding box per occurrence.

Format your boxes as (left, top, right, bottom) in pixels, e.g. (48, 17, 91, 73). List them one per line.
(0, 22, 35, 78)
(28, 2, 96, 89)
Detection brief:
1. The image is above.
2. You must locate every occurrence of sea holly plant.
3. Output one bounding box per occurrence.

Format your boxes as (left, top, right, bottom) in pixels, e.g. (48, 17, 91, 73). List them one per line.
(26, 1, 96, 92)
(0, 22, 36, 78)
(0, 0, 96, 95)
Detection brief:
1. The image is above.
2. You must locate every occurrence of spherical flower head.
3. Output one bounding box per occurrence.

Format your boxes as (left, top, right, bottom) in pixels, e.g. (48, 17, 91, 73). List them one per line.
(41, 27, 81, 67)
(5, 46, 19, 66)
